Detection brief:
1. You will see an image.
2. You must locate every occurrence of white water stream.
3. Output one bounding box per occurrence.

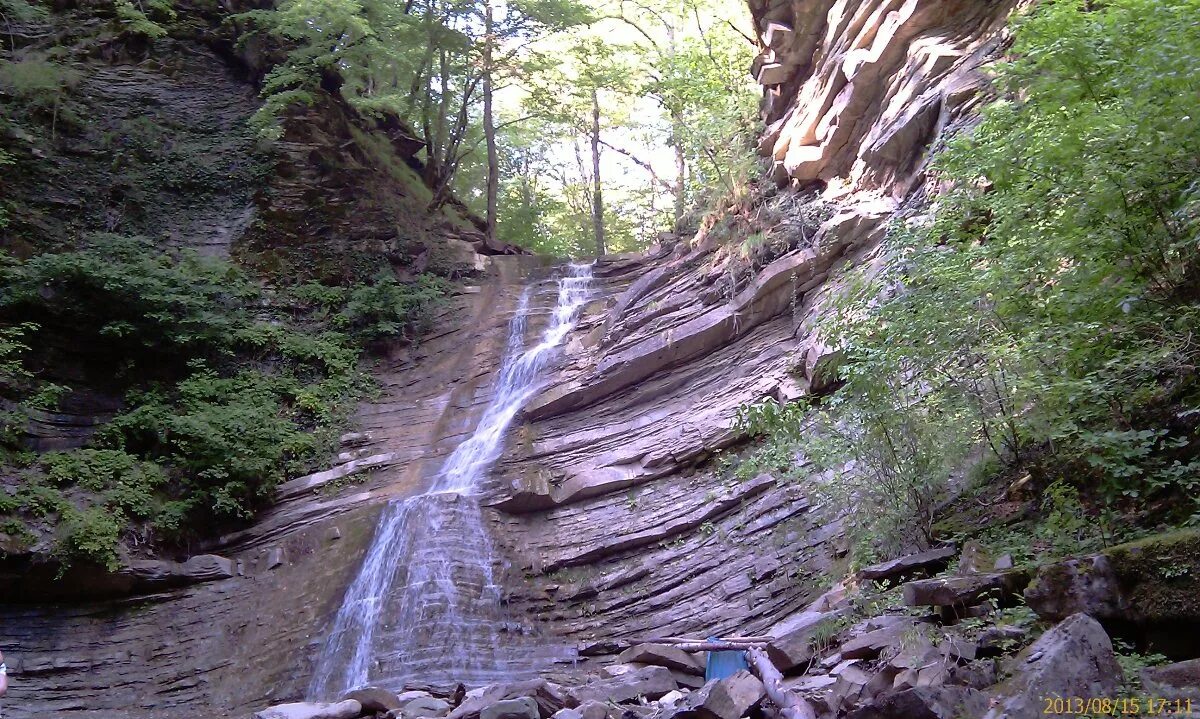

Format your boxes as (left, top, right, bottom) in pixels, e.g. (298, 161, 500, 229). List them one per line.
(309, 264, 592, 697)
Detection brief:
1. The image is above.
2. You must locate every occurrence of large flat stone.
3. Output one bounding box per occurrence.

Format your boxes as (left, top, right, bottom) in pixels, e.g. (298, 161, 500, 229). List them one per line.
(618, 643, 704, 675)
(766, 610, 839, 672)
(902, 570, 1029, 608)
(572, 665, 678, 704)
(858, 547, 956, 583)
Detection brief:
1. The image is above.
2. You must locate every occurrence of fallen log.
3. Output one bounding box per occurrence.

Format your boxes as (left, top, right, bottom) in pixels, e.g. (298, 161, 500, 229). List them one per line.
(747, 646, 816, 719)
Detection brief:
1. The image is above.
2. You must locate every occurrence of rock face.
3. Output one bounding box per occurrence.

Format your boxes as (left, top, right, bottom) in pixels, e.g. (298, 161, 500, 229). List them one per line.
(747, 0, 1017, 194)
(0, 0, 1029, 710)
(845, 686, 988, 719)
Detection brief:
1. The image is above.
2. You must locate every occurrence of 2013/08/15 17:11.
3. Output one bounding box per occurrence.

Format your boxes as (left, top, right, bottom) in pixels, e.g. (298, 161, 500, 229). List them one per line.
(1043, 696, 1194, 715)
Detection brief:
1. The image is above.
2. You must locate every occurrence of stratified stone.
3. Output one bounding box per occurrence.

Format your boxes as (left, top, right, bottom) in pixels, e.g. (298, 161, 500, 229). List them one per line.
(406, 696, 453, 717)
(767, 610, 839, 672)
(680, 671, 766, 719)
(1141, 659, 1200, 702)
(846, 687, 988, 719)
(619, 643, 704, 675)
(573, 666, 678, 704)
(839, 619, 918, 660)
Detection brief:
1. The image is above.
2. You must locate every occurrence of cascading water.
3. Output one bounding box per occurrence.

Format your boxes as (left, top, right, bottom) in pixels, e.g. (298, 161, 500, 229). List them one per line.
(309, 264, 592, 698)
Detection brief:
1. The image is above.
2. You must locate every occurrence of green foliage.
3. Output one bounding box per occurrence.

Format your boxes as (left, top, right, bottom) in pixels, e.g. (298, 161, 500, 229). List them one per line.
(99, 367, 345, 520)
(0, 235, 258, 369)
(0, 55, 81, 136)
(112, 0, 175, 39)
(0, 0, 49, 23)
(0, 237, 397, 567)
(1113, 638, 1169, 697)
(285, 273, 450, 344)
(737, 0, 1200, 560)
(57, 506, 123, 571)
(336, 274, 449, 341)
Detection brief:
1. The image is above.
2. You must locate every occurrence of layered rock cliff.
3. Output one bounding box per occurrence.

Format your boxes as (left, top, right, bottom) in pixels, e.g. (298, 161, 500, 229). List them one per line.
(0, 0, 1024, 714)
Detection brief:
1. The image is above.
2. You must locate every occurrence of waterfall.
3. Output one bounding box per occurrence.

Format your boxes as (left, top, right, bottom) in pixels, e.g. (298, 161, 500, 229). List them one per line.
(309, 264, 592, 698)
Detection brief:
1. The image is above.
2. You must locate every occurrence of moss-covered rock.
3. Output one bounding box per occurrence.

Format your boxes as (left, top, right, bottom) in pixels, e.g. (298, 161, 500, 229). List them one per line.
(1104, 529, 1200, 625)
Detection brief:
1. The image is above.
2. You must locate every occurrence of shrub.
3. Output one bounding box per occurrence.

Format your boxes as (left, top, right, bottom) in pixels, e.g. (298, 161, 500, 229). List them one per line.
(0, 237, 392, 564)
(739, 0, 1200, 560)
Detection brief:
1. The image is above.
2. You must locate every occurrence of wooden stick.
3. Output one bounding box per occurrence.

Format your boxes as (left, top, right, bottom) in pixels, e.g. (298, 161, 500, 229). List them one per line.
(647, 636, 775, 644)
(655, 641, 769, 652)
(747, 646, 816, 719)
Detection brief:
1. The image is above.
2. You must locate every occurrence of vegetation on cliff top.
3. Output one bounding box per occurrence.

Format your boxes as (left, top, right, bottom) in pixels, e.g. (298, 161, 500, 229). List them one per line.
(736, 0, 1200, 564)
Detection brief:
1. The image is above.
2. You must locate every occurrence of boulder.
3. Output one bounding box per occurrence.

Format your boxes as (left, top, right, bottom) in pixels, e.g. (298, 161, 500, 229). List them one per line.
(449, 680, 573, 719)
(254, 700, 362, 719)
(1141, 659, 1200, 702)
(977, 625, 1028, 656)
(482, 698, 541, 719)
(670, 670, 706, 690)
(573, 666, 677, 704)
(1024, 554, 1127, 622)
(766, 610, 840, 672)
(406, 696, 453, 717)
(345, 687, 402, 713)
(981, 614, 1122, 719)
(947, 660, 1000, 690)
(845, 687, 989, 719)
(902, 570, 1029, 608)
(580, 641, 625, 657)
(858, 547, 956, 584)
(577, 700, 612, 719)
(825, 661, 896, 714)
(839, 619, 918, 660)
(179, 554, 235, 582)
(552, 710, 583, 719)
(687, 671, 766, 719)
(619, 643, 704, 675)
(1026, 530, 1200, 657)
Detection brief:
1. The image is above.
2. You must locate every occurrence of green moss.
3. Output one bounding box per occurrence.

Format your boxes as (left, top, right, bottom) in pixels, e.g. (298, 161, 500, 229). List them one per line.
(1105, 529, 1200, 622)
(347, 126, 433, 206)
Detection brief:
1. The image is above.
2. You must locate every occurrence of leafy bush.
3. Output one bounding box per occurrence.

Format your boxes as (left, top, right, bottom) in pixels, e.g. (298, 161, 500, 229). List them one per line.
(285, 273, 450, 344)
(734, 0, 1200, 558)
(112, 0, 175, 38)
(0, 237, 401, 567)
(100, 367, 346, 521)
(57, 505, 123, 571)
(0, 235, 257, 371)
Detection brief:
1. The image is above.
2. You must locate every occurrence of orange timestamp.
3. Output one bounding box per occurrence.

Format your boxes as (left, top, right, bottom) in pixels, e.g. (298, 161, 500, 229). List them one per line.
(1042, 696, 1195, 715)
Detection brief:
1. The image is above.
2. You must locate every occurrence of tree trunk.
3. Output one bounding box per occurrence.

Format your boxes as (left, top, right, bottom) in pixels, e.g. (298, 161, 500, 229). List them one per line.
(590, 87, 605, 257)
(674, 131, 686, 230)
(483, 0, 499, 243)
